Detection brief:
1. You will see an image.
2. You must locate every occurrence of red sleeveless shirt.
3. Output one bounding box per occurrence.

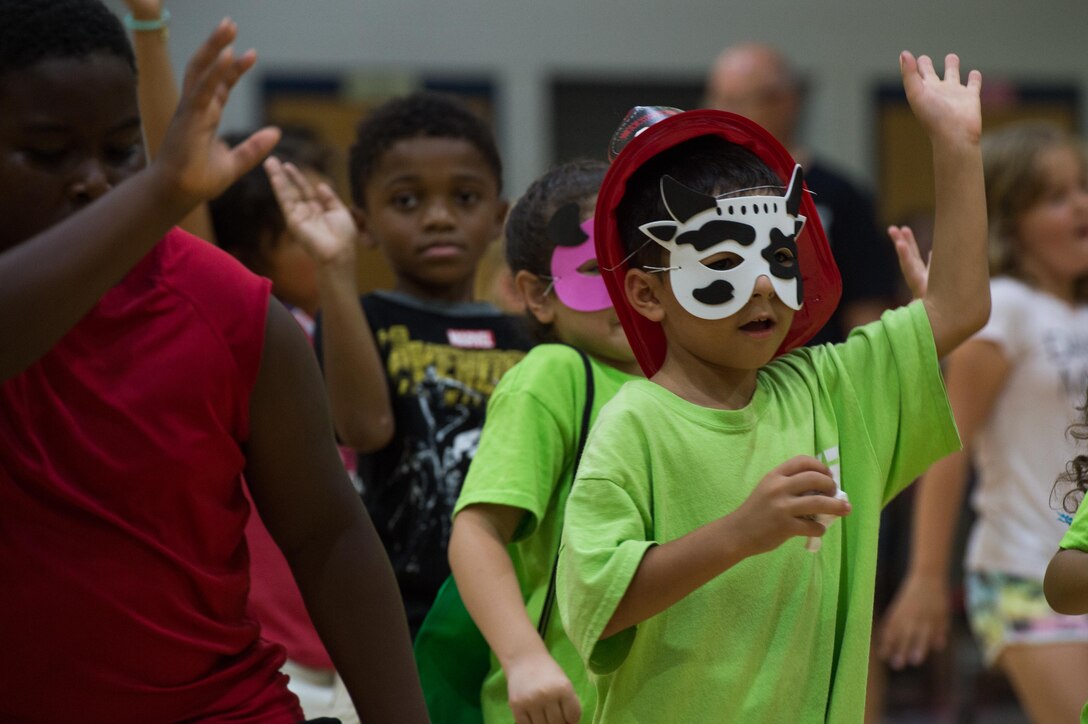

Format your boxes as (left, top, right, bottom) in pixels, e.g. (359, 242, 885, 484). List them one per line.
(0, 229, 302, 723)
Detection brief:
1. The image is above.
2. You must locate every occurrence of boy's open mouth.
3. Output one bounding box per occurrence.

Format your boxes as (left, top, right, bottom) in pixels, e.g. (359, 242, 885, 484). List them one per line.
(740, 318, 775, 333)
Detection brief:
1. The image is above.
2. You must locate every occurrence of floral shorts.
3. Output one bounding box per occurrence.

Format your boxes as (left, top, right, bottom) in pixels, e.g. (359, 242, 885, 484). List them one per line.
(965, 570, 1088, 666)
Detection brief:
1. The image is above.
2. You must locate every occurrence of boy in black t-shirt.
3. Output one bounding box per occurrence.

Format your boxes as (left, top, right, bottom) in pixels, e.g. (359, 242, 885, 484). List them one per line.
(267, 93, 531, 635)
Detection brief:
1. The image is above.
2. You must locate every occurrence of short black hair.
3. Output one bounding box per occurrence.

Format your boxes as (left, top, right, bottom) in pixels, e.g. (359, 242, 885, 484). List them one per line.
(0, 0, 135, 81)
(505, 158, 607, 278)
(616, 135, 780, 266)
(505, 159, 607, 342)
(348, 92, 503, 207)
(210, 127, 333, 276)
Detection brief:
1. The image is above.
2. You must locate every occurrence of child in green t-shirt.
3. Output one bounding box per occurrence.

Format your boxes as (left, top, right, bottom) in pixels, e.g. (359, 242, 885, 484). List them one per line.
(556, 52, 987, 723)
(1045, 393, 1088, 612)
(1045, 393, 1088, 722)
(448, 159, 643, 724)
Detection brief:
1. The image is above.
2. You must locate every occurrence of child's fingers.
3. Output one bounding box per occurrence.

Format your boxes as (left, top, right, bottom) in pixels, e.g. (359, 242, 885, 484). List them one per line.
(214, 49, 258, 105)
(185, 43, 237, 113)
(907, 626, 933, 665)
(559, 691, 582, 724)
(943, 53, 961, 84)
(227, 127, 281, 180)
(774, 454, 833, 478)
(315, 183, 342, 209)
(779, 469, 838, 498)
(796, 516, 833, 540)
(967, 68, 983, 93)
(915, 54, 936, 79)
(889, 225, 928, 298)
(542, 698, 566, 724)
(202, 47, 260, 113)
(265, 156, 301, 204)
(789, 491, 850, 519)
(283, 162, 319, 201)
(882, 625, 913, 670)
(181, 19, 237, 96)
(905, 622, 939, 666)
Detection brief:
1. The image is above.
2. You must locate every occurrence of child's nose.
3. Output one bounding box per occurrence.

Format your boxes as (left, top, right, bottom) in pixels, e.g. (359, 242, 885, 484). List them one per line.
(68, 158, 112, 205)
(751, 274, 777, 299)
(422, 199, 456, 229)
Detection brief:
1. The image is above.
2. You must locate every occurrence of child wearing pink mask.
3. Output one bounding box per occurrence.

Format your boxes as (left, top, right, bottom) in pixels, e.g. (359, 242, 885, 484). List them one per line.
(448, 159, 641, 724)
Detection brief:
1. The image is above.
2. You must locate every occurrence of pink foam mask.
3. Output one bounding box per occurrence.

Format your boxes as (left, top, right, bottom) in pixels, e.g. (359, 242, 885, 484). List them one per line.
(548, 204, 613, 312)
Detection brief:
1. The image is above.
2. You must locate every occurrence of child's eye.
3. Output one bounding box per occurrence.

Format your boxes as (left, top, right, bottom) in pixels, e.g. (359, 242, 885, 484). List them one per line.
(700, 252, 742, 271)
(105, 142, 143, 165)
(455, 190, 481, 206)
(22, 147, 69, 168)
(773, 248, 796, 267)
(576, 260, 600, 275)
(391, 192, 420, 211)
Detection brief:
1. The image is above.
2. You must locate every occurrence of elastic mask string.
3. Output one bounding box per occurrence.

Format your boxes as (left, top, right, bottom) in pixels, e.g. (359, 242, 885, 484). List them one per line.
(602, 238, 654, 273)
(715, 185, 819, 199)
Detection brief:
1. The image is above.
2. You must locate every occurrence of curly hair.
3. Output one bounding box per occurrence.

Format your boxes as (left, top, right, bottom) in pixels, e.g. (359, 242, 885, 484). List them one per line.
(348, 92, 502, 207)
(1057, 389, 1088, 513)
(0, 0, 134, 80)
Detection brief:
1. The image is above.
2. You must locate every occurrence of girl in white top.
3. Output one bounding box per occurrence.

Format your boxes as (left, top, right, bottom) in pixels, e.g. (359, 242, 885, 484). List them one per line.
(879, 122, 1088, 724)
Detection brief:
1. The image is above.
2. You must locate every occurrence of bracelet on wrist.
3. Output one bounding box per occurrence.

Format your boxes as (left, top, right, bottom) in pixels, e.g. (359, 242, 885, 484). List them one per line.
(122, 9, 171, 33)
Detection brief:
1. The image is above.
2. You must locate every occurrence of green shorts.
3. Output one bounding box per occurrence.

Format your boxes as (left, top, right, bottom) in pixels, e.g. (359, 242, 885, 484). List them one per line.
(965, 570, 1088, 666)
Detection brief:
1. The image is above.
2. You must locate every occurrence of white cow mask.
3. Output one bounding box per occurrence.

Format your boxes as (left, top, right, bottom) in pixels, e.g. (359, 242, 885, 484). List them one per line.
(638, 164, 807, 320)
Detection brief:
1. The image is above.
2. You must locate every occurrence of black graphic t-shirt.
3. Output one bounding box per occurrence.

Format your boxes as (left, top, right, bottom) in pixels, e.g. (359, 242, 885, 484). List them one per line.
(318, 291, 532, 633)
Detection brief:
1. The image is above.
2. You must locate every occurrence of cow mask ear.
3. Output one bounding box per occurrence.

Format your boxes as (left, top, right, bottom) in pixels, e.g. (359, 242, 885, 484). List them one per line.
(548, 202, 589, 247)
(639, 221, 679, 245)
(661, 175, 716, 223)
(784, 165, 805, 217)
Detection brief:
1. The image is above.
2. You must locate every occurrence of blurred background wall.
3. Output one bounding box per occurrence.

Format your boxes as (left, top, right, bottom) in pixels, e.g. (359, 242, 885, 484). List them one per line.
(104, 0, 1088, 200)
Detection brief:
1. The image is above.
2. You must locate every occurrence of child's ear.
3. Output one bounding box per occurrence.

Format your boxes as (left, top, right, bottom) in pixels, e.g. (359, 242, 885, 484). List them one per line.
(625, 268, 666, 323)
(514, 269, 556, 325)
(351, 206, 378, 249)
(491, 198, 510, 238)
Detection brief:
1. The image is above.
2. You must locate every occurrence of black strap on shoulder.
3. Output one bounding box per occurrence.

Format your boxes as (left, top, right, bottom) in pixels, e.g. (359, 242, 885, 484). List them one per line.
(537, 347, 595, 637)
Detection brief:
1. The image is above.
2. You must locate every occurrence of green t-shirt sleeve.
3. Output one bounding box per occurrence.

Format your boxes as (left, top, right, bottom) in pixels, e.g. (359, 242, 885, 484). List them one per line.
(454, 346, 583, 538)
(557, 398, 655, 676)
(1061, 500, 1088, 551)
(833, 301, 960, 503)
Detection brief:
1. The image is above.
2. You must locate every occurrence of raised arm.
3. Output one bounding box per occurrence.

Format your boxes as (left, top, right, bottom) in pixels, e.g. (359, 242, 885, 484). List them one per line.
(265, 157, 394, 452)
(900, 52, 988, 358)
(122, 0, 216, 241)
(245, 300, 426, 722)
(878, 338, 1009, 668)
(0, 19, 278, 381)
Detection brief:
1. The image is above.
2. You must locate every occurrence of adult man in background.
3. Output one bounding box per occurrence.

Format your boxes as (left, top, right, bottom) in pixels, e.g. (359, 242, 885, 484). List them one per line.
(705, 43, 899, 344)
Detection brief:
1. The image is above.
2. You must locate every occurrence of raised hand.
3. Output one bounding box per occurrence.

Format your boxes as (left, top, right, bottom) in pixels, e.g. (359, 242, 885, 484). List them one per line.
(900, 52, 982, 148)
(505, 649, 582, 724)
(152, 19, 280, 207)
(728, 456, 850, 557)
(888, 225, 929, 300)
(265, 157, 360, 267)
